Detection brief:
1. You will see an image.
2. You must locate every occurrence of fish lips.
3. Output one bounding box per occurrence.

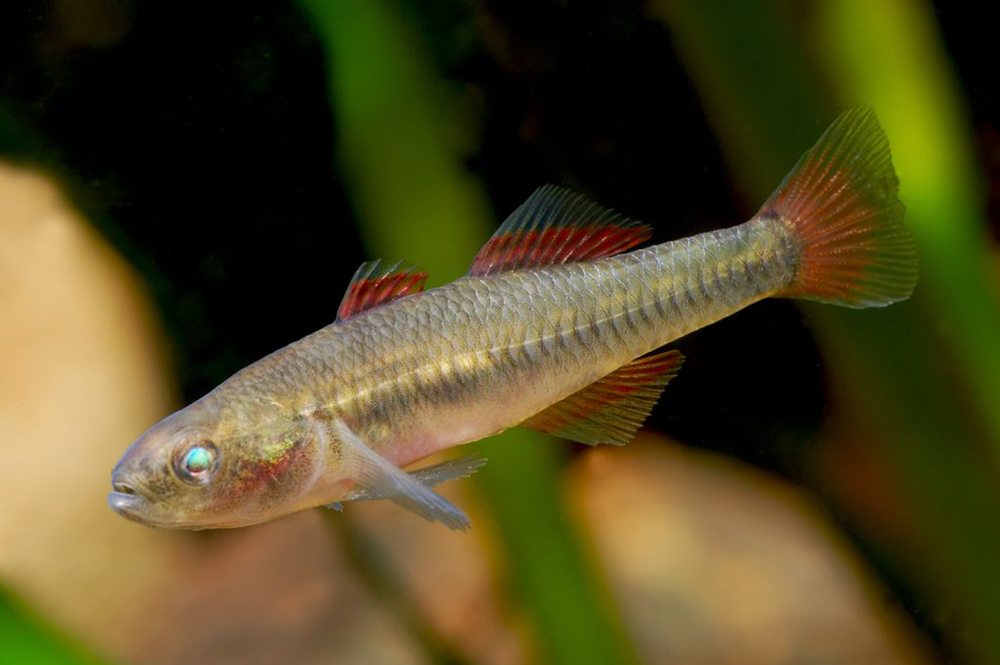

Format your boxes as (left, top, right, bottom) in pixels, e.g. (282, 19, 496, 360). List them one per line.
(107, 469, 163, 525)
(108, 484, 152, 524)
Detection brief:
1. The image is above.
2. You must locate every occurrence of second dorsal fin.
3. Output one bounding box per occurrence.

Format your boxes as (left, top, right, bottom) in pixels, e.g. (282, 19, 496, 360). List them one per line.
(468, 185, 653, 276)
(337, 259, 429, 321)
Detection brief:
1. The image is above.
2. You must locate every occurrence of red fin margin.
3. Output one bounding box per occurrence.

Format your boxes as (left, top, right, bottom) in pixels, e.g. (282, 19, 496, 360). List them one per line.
(337, 259, 428, 321)
(468, 185, 652, 276)
(760, 105, 918, 308)
(521, 349, 684, 446)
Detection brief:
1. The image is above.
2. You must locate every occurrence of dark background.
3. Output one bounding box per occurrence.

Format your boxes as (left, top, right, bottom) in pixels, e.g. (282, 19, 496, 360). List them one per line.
(0, 0, 848, 469)
(2, 1, 995, 473)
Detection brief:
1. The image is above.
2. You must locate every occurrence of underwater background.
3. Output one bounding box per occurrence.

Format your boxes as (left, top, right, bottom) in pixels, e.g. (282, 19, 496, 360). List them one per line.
(1, 1, 998, 664)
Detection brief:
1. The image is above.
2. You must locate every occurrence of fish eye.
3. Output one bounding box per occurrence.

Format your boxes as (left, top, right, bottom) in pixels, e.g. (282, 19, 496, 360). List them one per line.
(173, 440, 218, 485)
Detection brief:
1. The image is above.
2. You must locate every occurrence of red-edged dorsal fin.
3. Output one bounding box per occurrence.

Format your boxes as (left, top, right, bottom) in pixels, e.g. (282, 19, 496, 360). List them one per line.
(467, 185, 653, 276)
(337, 259, 428, 321)
(521, 349, 684, 446)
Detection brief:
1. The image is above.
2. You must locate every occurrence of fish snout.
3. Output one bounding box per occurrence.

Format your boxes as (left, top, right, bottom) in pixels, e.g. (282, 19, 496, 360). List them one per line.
(108, 465, 152, 522)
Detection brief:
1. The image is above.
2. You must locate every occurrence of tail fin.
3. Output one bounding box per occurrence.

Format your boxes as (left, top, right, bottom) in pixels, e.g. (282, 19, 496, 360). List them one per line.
(760, 105, 918, 308)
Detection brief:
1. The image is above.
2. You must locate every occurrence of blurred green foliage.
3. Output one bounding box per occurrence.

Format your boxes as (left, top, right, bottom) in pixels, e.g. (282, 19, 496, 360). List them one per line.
(654, 1, 1000, 663)
(0, 586, 108, 665)
(299, 1, 639, 663)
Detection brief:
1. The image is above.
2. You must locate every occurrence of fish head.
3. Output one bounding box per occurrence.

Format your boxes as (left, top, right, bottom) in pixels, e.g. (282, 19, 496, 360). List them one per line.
(109, 398, 320, 529)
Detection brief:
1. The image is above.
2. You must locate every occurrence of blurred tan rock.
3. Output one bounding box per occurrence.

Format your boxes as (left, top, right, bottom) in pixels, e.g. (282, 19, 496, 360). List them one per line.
(0, 160, 180, 656)
(566, 438, 936, 665)
(348, 488, 527, 665)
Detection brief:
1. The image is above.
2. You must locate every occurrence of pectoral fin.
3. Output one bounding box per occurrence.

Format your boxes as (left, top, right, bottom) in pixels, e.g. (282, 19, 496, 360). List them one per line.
(331, 420, 472, 530)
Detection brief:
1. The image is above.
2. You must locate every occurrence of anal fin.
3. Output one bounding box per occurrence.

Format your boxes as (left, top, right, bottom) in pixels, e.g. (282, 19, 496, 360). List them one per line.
(521, 349, 684, 446)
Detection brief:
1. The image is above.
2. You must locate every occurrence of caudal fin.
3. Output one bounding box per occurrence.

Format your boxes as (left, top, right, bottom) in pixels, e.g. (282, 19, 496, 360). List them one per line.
(760, 105, 918, 308)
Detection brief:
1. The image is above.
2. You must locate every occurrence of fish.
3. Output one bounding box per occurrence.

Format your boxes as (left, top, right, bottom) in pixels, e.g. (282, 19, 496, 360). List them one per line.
(109, 106, 917, 530)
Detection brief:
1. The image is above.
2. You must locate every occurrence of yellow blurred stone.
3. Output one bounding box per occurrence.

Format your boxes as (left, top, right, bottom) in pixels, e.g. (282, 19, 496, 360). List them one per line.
(566, 437, 936, 665)
(0, 160, 180, 657)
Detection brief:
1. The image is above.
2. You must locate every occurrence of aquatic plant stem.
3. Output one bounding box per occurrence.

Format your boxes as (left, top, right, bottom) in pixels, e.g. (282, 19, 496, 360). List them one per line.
(298, 0, 639, 663)
(652, 1, 1000, 663)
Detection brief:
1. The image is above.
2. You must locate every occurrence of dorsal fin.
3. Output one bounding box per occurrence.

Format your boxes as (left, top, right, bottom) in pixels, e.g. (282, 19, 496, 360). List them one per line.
(337, 259, 428, 321)
(468, 185, 653, 276)
(521, 349, 684, 446)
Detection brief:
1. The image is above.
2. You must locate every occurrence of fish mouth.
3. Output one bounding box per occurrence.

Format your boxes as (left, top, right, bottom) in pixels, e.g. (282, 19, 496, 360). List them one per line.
(108, 479, 208, 529)
(108, 481, 153, 524)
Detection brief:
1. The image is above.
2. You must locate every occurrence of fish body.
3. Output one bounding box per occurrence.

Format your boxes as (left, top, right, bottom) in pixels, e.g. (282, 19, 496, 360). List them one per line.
(228, 215, 791, 462)
(110, 106, 917, 530)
